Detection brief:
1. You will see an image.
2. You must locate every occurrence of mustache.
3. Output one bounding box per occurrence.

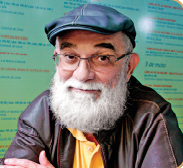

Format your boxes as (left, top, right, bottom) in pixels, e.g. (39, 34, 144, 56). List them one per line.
(60, 78, 106, 91)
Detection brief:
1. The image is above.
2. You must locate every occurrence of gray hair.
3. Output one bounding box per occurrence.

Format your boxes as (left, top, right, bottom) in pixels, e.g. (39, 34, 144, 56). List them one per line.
(121, 32, 133, 68)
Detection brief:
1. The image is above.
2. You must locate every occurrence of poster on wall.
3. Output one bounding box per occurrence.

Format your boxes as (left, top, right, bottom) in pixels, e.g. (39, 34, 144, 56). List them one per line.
(0, 0, 183, 157)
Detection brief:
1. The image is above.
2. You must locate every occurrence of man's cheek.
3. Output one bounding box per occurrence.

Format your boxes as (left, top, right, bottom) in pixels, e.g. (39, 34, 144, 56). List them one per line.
(58, 68, 73, 82)
(105, 76, 120, 89)
(95, 71, 120, 88)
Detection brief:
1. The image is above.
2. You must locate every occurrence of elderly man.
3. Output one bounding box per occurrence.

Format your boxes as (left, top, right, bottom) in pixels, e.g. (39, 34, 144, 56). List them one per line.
(0, 4, 183, 168)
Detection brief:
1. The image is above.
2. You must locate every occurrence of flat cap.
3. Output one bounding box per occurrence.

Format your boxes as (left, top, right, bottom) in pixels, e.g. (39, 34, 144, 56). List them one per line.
(45, 4, 136, 48)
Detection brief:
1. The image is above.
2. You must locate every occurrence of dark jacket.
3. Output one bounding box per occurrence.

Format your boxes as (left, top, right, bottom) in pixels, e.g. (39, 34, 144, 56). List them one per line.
(1, 76, 183, 168)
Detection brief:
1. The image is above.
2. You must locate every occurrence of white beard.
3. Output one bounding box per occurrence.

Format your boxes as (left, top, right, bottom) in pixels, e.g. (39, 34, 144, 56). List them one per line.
(50, 68, 128, 134)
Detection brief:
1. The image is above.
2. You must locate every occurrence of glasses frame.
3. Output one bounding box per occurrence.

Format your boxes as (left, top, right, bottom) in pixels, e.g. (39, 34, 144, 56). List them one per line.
(52, 52, 132, 71)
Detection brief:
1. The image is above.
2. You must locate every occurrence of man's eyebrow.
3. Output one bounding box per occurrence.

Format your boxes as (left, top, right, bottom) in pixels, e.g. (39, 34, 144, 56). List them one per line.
(94, 43, 116, 52)
(60, 42, 76, 50)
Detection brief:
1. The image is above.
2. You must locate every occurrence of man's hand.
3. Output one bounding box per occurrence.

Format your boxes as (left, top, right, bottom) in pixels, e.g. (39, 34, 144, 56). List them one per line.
(0, 151, 54, 168)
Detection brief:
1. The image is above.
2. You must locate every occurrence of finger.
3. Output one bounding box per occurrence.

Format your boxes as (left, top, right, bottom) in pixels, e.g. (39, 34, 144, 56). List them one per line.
(39, 151, 54, 168)
(0, 166, 24, 168)
(4, 158, 37, 168)
(0, 165, 24, 168)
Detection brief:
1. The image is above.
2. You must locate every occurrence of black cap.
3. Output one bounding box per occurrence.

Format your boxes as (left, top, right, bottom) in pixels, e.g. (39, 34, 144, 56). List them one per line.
(45, 4, 136, 48)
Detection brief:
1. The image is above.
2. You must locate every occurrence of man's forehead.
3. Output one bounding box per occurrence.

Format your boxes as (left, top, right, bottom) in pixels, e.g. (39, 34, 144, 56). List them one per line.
(56, 30, 124, 53)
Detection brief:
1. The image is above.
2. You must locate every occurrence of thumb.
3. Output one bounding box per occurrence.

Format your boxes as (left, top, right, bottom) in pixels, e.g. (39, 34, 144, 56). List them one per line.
(39, 150, 54, 168)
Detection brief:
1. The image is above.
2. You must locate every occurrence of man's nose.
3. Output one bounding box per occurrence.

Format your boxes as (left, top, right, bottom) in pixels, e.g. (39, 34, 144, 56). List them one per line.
(72, 59, 95, 82)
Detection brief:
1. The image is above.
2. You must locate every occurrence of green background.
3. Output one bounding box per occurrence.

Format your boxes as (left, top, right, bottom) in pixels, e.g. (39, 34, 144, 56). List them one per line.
(0, 0, 183, 157)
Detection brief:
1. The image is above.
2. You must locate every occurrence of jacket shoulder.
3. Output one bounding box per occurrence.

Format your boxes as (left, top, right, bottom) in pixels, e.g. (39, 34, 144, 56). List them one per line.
(20, 90, 51, 120)
(127, 76, 179, 130)
(19, 90, 57, 140)
(126, 76, 183, 166)
(0, 90, 59, 165)
(129, 76, 167, 108)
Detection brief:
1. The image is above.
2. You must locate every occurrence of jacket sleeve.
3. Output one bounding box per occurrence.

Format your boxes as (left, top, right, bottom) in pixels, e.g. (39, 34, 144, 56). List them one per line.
(0, 90, 57, 165)
(133, 101, 183, 168)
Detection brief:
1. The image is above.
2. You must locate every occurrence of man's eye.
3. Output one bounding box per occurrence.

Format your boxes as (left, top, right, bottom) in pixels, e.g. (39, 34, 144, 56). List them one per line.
(65, 55, 76, 60)
(98, 56, 110, 61)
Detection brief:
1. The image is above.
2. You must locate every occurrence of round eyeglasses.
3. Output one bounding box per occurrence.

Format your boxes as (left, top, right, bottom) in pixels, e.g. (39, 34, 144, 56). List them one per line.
(52, 53, 131, 72)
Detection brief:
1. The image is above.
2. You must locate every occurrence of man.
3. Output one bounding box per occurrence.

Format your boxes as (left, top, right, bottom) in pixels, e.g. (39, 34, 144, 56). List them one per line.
(0, 4, 183, 168)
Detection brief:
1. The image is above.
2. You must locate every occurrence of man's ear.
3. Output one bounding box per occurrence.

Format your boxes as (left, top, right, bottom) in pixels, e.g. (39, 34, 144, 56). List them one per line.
(53, 49, 58, 68)
(126, 53, 139, 81)
(54, 49, 57, 54)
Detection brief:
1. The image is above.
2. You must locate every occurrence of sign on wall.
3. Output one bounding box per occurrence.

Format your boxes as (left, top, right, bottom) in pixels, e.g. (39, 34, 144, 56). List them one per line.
(0, 0, 183, 157)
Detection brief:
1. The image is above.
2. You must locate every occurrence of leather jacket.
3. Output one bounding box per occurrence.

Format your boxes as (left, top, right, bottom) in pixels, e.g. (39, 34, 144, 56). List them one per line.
(1, 76, 183, 168)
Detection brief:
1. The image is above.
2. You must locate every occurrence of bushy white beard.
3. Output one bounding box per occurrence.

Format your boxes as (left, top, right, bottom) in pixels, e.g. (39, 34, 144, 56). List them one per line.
(50, 69, 128, 134)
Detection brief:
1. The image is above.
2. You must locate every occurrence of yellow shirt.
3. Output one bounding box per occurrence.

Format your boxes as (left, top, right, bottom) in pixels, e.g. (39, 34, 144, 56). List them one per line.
(68, 128, 104, 168)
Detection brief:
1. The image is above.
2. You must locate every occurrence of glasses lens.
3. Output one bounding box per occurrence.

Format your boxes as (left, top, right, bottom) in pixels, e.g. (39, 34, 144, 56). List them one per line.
(59, 54, 79, 70)
(89, 55, 116, 71)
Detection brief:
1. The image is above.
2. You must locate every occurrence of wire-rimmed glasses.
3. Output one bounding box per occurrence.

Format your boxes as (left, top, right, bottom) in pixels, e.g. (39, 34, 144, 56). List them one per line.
(52, 53, 131, 72)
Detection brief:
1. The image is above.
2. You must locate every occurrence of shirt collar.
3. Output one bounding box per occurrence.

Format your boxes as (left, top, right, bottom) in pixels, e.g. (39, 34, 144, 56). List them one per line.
(68, 128, 88, 142)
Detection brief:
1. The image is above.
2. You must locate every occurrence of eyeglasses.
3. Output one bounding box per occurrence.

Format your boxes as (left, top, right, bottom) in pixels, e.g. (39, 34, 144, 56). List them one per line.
(52, 53, 131, 72)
